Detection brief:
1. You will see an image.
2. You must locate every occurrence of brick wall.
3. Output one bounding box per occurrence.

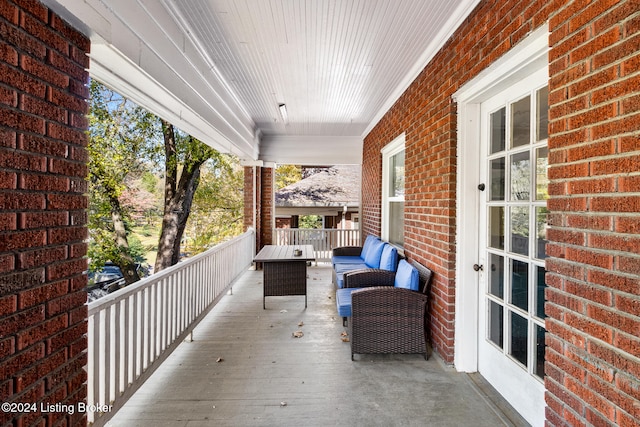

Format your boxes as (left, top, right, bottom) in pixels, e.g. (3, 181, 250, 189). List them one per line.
(0, 0, 90, 426)
(243, 166, 254, 231)
(259, 167, 273, 247)
(362, 0, 639, 425)
(545, 2, 640, 426)
(362, 0, 553, 364)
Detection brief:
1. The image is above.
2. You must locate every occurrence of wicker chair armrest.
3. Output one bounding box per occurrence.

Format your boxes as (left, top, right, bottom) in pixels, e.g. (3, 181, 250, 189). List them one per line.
(351, 287, 428, 313)
(332, 246, 363, 257)
(343, 269, 396, 288)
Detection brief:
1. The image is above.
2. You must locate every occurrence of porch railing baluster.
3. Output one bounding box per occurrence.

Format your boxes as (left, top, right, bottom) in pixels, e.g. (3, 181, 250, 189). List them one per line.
(272, 228, 360, 262)
(87, 229, 255, 426)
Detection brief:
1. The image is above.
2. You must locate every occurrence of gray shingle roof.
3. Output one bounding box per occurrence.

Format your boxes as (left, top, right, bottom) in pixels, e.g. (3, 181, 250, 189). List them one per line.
(275, 165, 360, 208)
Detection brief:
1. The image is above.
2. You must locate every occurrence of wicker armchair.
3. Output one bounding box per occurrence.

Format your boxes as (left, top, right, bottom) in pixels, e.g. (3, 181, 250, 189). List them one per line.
(351, 287, 428, 360)
(347, 260, 433, 360)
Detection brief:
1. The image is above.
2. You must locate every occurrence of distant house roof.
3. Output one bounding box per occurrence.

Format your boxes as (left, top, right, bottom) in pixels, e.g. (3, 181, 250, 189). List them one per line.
(275, 165, 360, 209)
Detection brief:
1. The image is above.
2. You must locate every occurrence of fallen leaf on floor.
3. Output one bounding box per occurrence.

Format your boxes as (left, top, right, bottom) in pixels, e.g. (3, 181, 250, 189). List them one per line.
(292, 330, 304, 338)
(341, 331, 348, 337)
(341, 336, 350, 342)
(280, 401, 287, 407)
(298, 321, 304, 327)
(216, 357, 224, 363)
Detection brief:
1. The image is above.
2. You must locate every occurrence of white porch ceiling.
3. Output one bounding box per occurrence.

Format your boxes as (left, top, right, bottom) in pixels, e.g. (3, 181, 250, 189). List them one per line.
(43, 0, 480, 164)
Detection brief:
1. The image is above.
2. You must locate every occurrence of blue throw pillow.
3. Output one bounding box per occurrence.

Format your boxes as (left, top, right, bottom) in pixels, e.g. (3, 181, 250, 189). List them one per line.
(379, 244, 398, 271)
(394, 260, 419, 291)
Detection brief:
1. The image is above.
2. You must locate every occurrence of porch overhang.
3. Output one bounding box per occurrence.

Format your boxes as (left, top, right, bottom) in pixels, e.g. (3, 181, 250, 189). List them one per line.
(40, 0, 480, 166)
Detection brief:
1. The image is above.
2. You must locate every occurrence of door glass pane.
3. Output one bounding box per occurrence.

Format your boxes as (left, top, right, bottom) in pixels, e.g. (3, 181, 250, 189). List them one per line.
(511, 259, 529, 311)
(390, 151, 405, 197)
(536, 207, 548, 259)
(389, 202, 404, 247)
(536, 266, 546, 319)
(489, 301, 503, 349)
(490, 158, 505, 201)
(510, 312, 528, 367)
(510, 151, 531, 201)
(534, 323, 546, 379)
(511, 96, 531, 148)
(510, 207, 529, 256)
(536, 147, 549, 200)
(491, 107, 506, 153)
(489, 207, 505, 250)
(536, 86, 549, 141)
(489, 253, 504, 299)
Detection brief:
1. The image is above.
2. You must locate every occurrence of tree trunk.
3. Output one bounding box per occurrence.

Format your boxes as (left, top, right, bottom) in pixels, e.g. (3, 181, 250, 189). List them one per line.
(155, 120, 210, 272)
(109, 195, 141, 285)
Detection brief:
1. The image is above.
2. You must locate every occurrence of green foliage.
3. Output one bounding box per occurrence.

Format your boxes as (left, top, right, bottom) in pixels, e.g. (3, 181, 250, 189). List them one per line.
(275, 164, 302, 190)
(299, 215, 322, 229)
(88, 80, 160, 272)
(184, 154, 244, 254)
(141, 171, 159, 193)
(89, 79, 245, 273)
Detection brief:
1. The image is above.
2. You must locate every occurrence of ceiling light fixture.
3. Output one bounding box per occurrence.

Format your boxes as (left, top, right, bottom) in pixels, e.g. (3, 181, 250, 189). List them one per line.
(278, 103, 288, 124)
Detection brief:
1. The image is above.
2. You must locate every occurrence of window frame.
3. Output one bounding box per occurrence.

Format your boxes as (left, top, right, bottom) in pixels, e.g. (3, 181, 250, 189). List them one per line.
(381, 133, 406, 248)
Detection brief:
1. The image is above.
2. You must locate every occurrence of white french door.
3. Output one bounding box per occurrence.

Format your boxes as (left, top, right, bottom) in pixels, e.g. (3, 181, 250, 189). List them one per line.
(477, 68, 549, 427)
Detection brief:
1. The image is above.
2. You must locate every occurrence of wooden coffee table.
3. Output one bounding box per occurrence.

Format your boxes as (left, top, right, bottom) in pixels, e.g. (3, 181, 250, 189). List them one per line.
(253, 245, 315, 309)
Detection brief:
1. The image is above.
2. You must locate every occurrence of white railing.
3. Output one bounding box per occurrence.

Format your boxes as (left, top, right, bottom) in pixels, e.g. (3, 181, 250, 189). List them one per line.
(272, 228, 360, 262)
(86, 229, 255, 426)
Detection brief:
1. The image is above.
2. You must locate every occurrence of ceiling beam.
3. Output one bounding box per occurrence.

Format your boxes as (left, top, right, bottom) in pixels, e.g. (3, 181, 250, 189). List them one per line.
(42, 0, 261, 160)
(259, 135, 362, 165)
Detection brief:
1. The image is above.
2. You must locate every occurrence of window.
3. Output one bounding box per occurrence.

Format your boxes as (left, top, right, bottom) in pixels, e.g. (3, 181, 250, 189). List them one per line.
(381, 134, 405, 247)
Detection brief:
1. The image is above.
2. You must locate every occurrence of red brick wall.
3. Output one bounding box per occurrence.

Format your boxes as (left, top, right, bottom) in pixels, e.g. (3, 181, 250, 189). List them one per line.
(259, 167, 273, 248)
(0, 0, 90, 425)
(243, 166, 254, 232)
(362, 0, 553, 364)
(362, 0, 639, 425)
(545, 3, 640, 426)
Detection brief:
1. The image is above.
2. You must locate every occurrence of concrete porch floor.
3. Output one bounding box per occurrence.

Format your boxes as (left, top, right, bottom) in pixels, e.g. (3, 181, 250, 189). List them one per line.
(107, 265, 529, 427)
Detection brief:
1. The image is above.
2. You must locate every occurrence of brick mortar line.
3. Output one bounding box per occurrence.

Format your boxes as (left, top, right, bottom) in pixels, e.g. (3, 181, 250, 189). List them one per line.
(547, 300, 640, 365)
(547, 246, 640, 272)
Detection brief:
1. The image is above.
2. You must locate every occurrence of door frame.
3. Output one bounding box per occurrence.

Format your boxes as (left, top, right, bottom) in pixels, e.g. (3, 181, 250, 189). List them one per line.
(452, 24, 549, 373)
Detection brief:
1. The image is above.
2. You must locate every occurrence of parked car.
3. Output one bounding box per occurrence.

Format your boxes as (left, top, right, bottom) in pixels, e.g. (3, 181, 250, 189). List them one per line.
(89, 263, 123, 284)
(88, 262, 150, 294)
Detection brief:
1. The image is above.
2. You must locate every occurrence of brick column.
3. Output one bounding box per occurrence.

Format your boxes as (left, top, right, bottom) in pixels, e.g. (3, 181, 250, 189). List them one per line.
(259, 166, 273, 248)
(0, 1, 90, 426)
(545, 4, 640, 426)
(243, 165, 274, 250)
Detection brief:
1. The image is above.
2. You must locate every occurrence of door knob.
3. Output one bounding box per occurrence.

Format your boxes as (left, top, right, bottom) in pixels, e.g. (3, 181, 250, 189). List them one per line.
(473, 264, 484, 272)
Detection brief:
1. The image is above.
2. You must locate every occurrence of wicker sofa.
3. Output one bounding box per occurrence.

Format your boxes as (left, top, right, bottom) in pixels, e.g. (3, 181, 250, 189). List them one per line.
(336, 259, 433, 360)
(331, 236, 398, 288)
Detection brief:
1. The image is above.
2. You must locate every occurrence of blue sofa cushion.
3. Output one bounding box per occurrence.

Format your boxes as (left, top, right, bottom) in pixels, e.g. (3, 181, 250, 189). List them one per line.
(332, 235, 379, 266)
(394, 260, 420, 291)
(334, 262, 368, 274)
(359, 235, 379, 261)
(332, 255, 366, 265)
(336, 288, 360, 318)
(378, 244, 398, 271)
(364, 238, 385, 268)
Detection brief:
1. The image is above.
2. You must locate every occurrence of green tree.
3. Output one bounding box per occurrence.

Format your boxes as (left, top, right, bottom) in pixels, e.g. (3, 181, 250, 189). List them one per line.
(154, 120, 218, 271)
(275, 164, 302, 190)
(183, 154, 244, 254)
(89, 81, 240, 279)
(88, 81, 158, 284)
